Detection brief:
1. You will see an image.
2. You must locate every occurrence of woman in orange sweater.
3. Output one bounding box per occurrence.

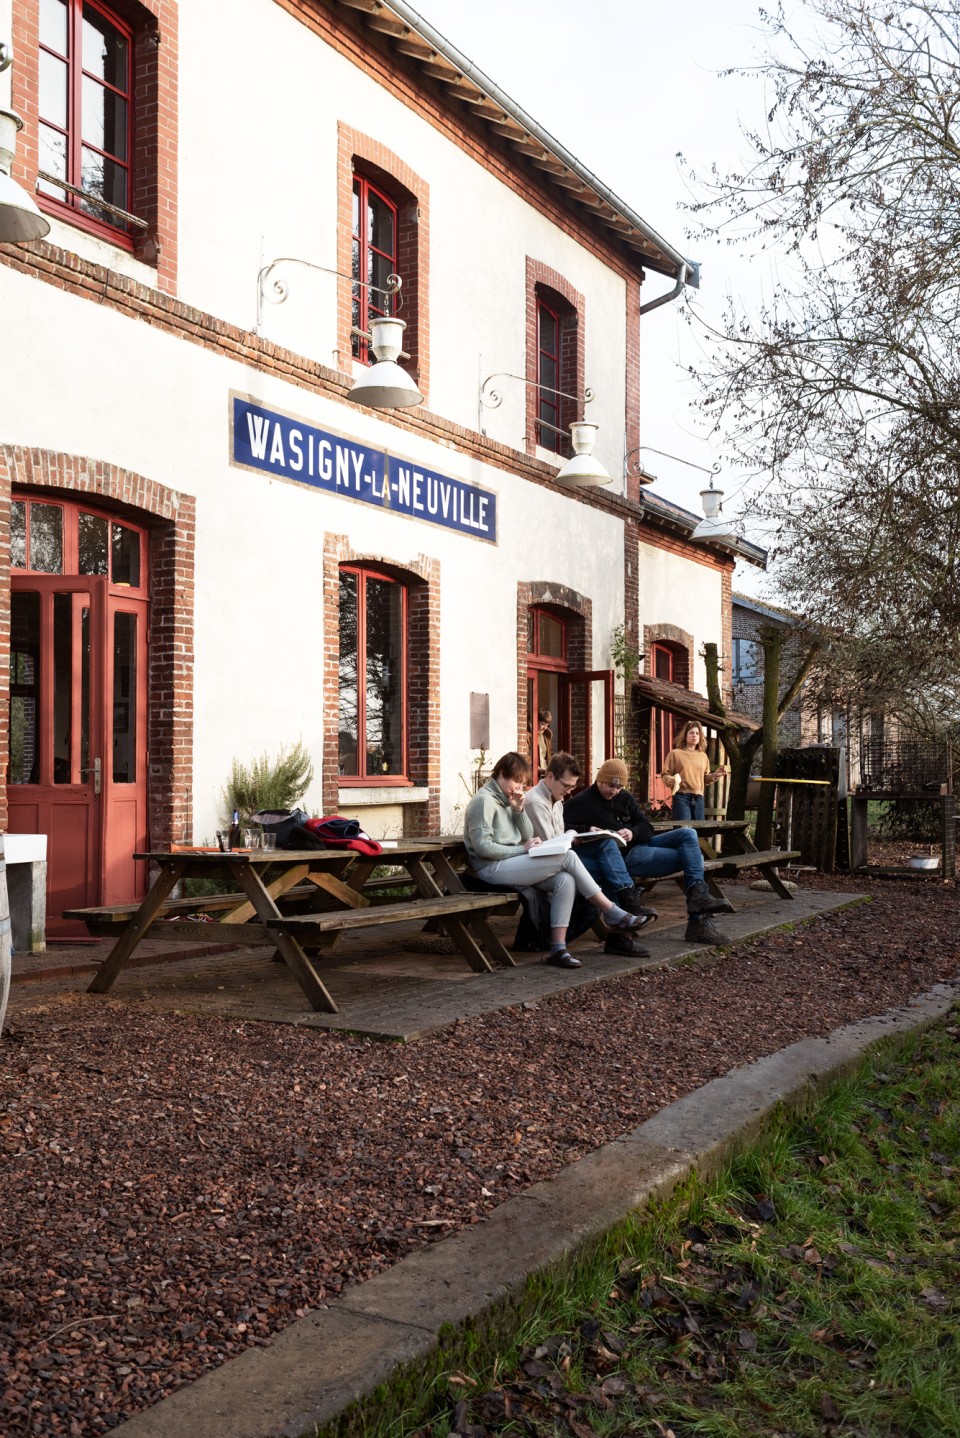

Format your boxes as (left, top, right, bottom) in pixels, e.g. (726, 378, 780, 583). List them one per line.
(661, 720, 728, 821)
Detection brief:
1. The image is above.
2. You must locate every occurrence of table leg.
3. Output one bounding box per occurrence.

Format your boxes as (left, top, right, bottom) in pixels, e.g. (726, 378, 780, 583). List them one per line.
(757, 865, 794, 900)
(412, 854, 516, 969)
(87, 865, 183, 994)
(231, 863, 339, 1013)
(219, 863, 311, 924)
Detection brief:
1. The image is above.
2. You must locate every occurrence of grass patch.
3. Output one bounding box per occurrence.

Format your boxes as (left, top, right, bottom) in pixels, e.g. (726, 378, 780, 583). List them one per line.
(390, 1012, 960, 1438)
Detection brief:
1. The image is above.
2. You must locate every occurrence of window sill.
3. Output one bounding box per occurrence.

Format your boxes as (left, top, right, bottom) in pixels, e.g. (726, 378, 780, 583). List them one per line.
(338, 786, 429, 806)
(39, 211, 159, 290)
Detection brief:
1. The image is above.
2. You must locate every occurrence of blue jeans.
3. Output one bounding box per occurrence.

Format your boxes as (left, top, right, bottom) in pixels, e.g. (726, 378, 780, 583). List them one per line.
(623, 829, 704, 889)
(575, 838, 634, 899)
(672, 793, 705, 821)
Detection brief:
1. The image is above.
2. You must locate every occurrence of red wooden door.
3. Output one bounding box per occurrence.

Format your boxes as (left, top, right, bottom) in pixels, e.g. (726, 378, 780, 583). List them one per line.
(8, 576, 148, 935)
(561, 669, 613, 781)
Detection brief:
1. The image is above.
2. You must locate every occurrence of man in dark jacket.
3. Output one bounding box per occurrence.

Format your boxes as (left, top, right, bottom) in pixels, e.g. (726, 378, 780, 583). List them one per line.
(563, 758, 728, 944)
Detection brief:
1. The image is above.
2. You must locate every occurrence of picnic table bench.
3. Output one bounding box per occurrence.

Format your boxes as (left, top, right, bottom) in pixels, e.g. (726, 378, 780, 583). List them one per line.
(66, 838, 518, 1014)
(648, 819, 801, 902)
(266, 892, 520, 975)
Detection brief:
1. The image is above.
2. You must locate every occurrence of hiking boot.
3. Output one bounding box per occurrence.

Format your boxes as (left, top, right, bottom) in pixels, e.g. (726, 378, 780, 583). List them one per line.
(684, 915, 729, 945)
(616, 888, 659, 924)
(685, 880, 730, 916)
(604, 932, 651, 958)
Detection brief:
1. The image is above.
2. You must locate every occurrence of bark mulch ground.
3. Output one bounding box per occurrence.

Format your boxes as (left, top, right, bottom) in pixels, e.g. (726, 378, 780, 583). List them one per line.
(2, 870, 958, 1436)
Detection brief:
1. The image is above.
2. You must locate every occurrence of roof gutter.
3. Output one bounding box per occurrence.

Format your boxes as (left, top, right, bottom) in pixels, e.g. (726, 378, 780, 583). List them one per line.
(383, 0, 695, 286)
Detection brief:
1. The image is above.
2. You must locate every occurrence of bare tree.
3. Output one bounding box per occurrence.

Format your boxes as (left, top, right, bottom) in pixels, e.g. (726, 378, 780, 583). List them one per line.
(689, 0, 960, 699)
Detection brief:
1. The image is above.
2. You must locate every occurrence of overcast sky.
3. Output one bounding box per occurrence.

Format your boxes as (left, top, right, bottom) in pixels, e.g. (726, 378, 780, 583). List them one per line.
(407, 0, 787, 583)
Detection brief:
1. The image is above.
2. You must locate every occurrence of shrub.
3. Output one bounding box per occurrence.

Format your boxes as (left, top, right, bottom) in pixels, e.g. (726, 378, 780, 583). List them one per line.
(223, 741, 314, 825)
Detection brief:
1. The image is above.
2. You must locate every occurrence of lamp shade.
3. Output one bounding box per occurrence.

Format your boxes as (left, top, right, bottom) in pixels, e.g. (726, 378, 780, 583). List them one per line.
(349, 316, 423, 410)
(0, 109, 50, 244)
(556, 420, 611, 488)
(690, 483, 737, 543)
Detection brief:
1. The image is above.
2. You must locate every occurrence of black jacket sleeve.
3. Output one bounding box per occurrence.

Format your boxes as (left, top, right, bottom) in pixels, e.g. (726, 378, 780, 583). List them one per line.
(614, 790, 654, 846)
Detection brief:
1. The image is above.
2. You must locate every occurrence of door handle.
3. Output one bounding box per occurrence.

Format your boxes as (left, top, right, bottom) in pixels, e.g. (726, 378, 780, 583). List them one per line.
(81, 757, 102, 795)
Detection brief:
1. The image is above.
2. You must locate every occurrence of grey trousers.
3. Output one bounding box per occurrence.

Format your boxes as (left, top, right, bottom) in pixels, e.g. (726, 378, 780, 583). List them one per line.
(474, 850, 601, 930)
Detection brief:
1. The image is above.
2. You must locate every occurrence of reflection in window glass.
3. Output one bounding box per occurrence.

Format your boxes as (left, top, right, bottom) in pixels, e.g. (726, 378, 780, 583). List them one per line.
(11, 502, 26, 568)
(40, 0, 69, 52)
(111, 523, 140, 586)
(53, 593, 73, 783)
(80, 607, 90, 777)
(338, 572, 359, 775)
(733, 638, 761, 683)
(365, 579, 403, 775)
(79, 512, 109, 575)
(30, 505, 64, 573)
(113, 612, 136, 782)
(338, 569, 407, 778)
(82, 4, 128, 86)
(9, 593, 40, 785)
(538, 612, 564, 658)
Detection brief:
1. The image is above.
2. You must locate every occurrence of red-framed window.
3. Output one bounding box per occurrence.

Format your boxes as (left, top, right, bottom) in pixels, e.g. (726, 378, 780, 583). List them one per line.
(651, 642, 678, 782)
(10, 496, 147, 592)
(37, 0, 135, 241)
(536, 299, 562, 452)
(352, 174, 398, 363)
(527, 605, 567, 670)
(338, 566, 408, 781)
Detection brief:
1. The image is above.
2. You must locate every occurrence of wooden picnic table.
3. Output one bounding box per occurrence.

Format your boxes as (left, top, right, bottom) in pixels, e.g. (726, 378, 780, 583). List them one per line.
(649, 818, 799, 901)
(66, 837, 516, 1015)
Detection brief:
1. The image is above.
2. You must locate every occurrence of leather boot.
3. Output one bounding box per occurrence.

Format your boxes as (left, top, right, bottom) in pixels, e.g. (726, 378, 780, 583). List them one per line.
(684, 915, 728, 945)
(685, 880, 730, 916)
(604, 931, 651, 958)
(616, 887, 659, 924)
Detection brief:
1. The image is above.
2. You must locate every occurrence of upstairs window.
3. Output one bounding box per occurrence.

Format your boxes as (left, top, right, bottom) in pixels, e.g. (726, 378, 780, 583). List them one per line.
(38, 0, 134, 237)
(732, 637, 762, 684)
(352, 175, 398, 363)
(531, 280, 580, 457)
(536, 298, 562, 452)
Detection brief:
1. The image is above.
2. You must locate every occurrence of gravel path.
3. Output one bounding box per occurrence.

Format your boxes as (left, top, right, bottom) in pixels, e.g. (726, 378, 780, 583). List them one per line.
(2, 873, 958, 1435)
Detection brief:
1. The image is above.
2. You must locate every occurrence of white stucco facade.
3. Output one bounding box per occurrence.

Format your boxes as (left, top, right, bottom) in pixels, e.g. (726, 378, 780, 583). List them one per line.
(1, 0, 738, 921)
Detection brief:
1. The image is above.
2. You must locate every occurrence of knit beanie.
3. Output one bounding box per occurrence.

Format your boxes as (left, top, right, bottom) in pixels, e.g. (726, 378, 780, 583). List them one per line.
(596, 758, 629, 786)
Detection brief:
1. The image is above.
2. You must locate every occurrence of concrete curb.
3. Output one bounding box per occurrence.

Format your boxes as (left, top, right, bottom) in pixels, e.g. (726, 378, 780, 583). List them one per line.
(109, 977, 960, 1438)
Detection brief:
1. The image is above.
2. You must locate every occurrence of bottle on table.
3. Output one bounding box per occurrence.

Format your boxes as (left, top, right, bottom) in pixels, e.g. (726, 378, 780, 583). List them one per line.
(228, 809, 242, 850)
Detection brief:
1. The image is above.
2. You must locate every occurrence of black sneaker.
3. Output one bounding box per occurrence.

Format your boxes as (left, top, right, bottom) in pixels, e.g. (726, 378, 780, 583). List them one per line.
(684, 916, 728, 945)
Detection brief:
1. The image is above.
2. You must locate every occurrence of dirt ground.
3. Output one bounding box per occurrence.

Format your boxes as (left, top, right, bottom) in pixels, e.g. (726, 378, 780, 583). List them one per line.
(1, 867, 957, 1435)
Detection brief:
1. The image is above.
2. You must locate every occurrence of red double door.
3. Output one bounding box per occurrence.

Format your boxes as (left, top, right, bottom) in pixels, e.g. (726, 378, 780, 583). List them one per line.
(8, 573, 149, 937)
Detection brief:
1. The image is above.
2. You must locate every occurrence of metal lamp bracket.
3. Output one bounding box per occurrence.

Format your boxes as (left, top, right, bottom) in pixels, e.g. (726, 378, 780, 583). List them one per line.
(256, 257, 403, 331)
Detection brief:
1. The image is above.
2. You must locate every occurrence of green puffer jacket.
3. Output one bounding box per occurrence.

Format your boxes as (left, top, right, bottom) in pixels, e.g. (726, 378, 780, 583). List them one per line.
(464, 778, 533, 866)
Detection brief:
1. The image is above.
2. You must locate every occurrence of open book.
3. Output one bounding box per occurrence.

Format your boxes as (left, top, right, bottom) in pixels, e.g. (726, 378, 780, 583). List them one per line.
(534, 828, 627, 857)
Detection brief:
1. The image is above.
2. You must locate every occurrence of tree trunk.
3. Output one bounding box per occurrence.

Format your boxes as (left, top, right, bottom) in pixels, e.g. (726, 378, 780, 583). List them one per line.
(704, 643, 755, 820)
(755, 626, 784, 850)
